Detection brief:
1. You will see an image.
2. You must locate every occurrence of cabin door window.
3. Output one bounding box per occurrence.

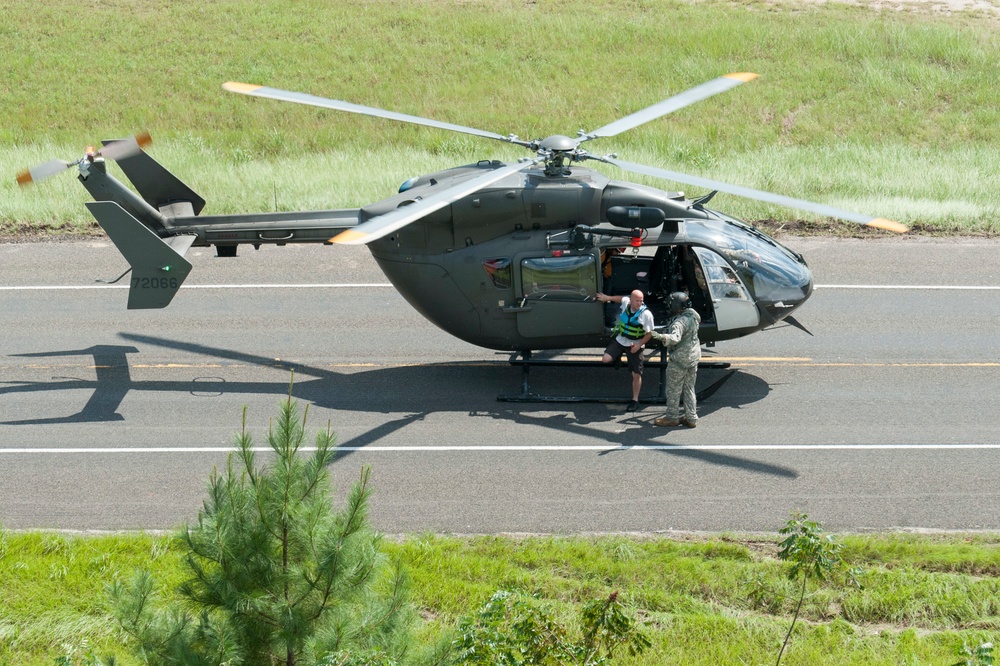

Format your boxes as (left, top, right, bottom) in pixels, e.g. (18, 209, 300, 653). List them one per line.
(513, 253, 604, 339)
(520, 255, 598, 300)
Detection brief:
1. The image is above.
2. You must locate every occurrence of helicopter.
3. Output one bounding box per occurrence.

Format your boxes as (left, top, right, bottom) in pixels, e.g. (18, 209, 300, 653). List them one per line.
(18, 73, 906, 354)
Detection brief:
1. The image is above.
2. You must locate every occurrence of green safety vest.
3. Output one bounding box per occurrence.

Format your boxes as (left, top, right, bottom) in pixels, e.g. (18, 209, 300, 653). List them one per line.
(614, 305, 648, 340)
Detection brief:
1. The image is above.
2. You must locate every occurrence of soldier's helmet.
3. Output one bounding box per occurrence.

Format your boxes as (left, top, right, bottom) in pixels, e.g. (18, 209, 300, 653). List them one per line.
(668, 291, 691, 314)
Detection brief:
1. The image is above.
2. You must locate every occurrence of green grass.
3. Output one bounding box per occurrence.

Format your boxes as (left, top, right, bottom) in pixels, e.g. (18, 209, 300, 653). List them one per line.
(1, 0, 998, 235)
(3, 529, 1000, 664)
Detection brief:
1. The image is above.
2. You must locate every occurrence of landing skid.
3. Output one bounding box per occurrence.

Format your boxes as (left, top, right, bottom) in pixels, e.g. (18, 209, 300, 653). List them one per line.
(497, 350, 732, 404)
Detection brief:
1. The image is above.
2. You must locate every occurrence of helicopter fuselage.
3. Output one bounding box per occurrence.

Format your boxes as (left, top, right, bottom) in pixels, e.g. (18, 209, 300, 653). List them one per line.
(362, 161, 813, 351)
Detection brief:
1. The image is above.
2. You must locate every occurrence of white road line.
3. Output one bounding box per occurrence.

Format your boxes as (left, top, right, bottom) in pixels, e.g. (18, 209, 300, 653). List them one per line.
(815, 285, 1000, 290)
(2, 444, 1000, 454)
(0, 284, 394, 291)
(2, 283, 1000, 292)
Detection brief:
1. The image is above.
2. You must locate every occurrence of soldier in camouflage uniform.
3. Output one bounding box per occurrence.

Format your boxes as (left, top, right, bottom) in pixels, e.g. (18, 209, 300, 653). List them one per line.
(652, 292, 701, 428)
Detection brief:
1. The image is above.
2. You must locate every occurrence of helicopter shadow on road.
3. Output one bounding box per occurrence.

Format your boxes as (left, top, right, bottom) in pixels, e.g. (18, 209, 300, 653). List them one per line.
(474, 363, 796, 479)
(0, 333, 793, 479)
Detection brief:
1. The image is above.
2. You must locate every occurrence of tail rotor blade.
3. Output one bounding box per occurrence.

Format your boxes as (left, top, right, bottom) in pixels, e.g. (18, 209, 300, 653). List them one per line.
(16, 159, 72, 187)
(16, 132, 151, 188)
(98, 131, 152, 161)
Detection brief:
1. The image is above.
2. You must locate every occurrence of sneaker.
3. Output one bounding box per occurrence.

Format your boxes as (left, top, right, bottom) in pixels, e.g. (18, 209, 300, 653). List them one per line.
(680, 417, 697, 428)
(626, 400, 640, 412)
(654, 417, 680, 427)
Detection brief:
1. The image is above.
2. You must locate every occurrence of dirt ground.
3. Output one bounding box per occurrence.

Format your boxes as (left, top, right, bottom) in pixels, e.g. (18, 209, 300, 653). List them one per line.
(781, 0, 1000, 17)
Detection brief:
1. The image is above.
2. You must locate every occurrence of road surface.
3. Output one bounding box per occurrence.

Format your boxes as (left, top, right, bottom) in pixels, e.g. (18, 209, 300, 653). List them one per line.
(1, 236, 998, 533)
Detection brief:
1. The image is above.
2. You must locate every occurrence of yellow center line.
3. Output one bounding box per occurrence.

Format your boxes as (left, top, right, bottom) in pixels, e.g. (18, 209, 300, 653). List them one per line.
(720, 360, 1000, 367)
(711, 357, 812, 362)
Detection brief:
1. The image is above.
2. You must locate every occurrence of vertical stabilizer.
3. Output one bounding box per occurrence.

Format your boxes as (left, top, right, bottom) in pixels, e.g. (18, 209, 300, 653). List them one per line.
(86, 201, 194, 309)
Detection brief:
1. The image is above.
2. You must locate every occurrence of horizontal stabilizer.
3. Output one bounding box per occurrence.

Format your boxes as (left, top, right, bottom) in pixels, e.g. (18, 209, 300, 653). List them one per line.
(86, 202, 194, 309)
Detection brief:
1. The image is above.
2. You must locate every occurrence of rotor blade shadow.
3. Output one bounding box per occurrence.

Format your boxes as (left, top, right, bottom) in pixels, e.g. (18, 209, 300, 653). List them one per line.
(696, 369, 737, 403)
(119, 333, 337, 380)
(332, 413, 428, 461)
(1, 410, 125, 426)
(502, 410, 797, 479)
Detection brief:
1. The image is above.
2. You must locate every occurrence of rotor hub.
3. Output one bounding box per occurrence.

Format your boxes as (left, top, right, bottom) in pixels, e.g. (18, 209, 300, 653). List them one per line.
(539, 135, 576, 152)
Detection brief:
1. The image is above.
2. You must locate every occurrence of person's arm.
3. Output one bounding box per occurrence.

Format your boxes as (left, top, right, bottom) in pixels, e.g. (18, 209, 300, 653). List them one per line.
(595, 293, 624, 304)
(630, 331, 652, 353)
(659, 319, 685, 347)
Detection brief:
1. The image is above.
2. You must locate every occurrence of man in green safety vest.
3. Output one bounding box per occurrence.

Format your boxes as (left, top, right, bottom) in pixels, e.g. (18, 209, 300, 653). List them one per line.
(595, 289, 655, 412)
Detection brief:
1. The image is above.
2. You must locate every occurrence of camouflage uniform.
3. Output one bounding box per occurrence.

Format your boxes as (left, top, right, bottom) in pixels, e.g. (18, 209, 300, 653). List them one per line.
(654, 308, 702, 424)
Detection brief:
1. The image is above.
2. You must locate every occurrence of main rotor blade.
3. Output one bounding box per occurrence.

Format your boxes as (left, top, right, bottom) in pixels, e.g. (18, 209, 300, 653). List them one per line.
(583, 73, 758, 141)
(332, 160, 541, 245)
(224, 82, 512, 144)
(16, 159, 71, 187)
(601, 157, 908, 233)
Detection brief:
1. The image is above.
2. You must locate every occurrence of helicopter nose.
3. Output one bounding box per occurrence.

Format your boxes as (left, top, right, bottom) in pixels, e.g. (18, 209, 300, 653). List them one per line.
(759, 271, 813, 324)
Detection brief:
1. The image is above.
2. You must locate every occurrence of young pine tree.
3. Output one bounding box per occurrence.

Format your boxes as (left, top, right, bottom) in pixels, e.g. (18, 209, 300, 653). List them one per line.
(111, 391, 411, 666)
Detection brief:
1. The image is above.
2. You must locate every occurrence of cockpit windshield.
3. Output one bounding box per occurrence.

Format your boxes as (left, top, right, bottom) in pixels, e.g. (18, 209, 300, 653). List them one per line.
(687, 214, 811, 301)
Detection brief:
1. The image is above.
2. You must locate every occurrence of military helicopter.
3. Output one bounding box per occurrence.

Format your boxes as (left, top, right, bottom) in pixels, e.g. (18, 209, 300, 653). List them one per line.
(18, 73, 906, 355)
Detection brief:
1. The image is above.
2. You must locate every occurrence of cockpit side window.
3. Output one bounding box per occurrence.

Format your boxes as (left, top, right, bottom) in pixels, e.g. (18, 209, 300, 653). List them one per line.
(482, 258, 512, 289)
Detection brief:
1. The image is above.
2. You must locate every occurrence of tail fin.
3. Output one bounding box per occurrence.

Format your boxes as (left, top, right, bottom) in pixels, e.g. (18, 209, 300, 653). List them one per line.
(86, 201, 194, 309)
(100, 139, 206, 216)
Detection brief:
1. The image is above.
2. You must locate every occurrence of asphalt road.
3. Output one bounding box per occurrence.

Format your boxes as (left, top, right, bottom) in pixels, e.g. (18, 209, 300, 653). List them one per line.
(2, 236, 999, 533)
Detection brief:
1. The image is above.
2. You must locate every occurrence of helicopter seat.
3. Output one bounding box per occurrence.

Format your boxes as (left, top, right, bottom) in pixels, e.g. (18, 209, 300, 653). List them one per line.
(642, 253, 668, 304)
(603, 254, 654, 297)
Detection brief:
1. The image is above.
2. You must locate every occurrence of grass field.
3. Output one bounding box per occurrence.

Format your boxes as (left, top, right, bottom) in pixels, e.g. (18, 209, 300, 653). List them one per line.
(1, 0, 998, 235)
(3, 529, 1000, 664)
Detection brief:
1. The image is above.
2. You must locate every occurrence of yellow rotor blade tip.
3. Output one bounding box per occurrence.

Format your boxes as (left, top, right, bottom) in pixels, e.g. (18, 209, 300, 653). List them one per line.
(223, 81, 263, 94)
(330, 229, 368, 244)
(16, 170, 33, 187)
(135, 130, 152, 149)
(725, 72, 759, 83)
(868, 218, 909, 234)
